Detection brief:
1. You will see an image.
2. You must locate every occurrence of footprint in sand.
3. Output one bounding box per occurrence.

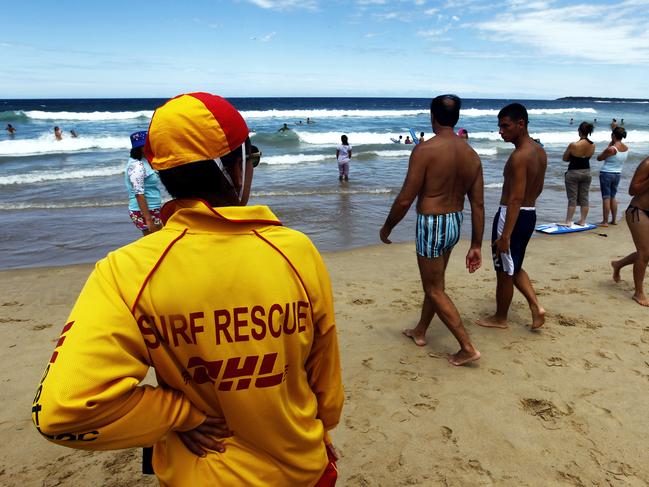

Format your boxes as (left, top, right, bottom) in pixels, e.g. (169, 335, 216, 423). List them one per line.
(351, 298, 375, 305)
(520, 398, 573, 428)
(0, 317, 29, 323)
(489, 368, 504, 376)
(554, 313, 601, 329)
(2, 301, 22, 307)
(545, 356, 567, 367)
(32, 324, 53, 331)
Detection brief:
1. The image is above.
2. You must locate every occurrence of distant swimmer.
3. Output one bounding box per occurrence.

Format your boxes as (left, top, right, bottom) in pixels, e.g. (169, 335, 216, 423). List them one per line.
(404, 136, 413, 145)
(307, 117, 315, 124)
(457, 128, 468, 140)
(570, 118, 574, 125)
(419, 132, 425, 143)
(620, 118, 625, 127)
(390, 135, 403, 144)
(296, 121, 303, 126)
(70, 130, 78, 138)
(278, 123, 291, 132)
(611, 118, 618, 130)
(380, 94, 484, 366)
(6, 124, 16, 136)
(54, 126, 63, 141)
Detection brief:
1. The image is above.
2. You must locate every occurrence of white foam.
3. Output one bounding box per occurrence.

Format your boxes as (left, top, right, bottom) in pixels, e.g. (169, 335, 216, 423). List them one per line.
(0, 200, 123, 210)
(295, 131, 414, 145)
(253, 188, 393, 197)
(485, 182, 504, 188)
(23, 110, 153, 121)
(475, 148, 497, 156)
(263, 154, 330, 165)
(462, 107, 597, 117)
(0, 135, 129, 156)
(0, 164, 123, 185)
(241, 109, 426, 119)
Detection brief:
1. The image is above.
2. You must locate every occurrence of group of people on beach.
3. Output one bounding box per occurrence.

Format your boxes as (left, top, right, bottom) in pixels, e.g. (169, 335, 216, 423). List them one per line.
(562, 122, 629, 227)
(31, 92, 648, 487)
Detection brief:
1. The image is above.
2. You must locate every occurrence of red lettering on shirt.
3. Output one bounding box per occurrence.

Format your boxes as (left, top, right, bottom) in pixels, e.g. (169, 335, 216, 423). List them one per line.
(218, 356, 258, 391)
(137, 315, 160, 349)
(188, 312, 204, 344)
(297, 301, 308, 332)
(214, 309, 233, 344)
(233, 307, 250, 342)
(250, 305, 266, 340)
(268, 303, 283, 338)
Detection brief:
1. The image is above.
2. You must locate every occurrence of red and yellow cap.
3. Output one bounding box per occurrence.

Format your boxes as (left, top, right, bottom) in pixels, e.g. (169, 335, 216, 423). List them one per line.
(144, 92, 249, 171)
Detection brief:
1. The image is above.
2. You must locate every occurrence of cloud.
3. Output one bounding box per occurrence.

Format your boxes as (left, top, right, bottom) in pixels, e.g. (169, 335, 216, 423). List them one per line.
(476, 2, 649, 64)
(247, 0, 317, 10)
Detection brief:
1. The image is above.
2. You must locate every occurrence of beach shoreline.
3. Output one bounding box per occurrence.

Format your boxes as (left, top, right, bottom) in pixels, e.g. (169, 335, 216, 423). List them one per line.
(2, 222, 648, 486)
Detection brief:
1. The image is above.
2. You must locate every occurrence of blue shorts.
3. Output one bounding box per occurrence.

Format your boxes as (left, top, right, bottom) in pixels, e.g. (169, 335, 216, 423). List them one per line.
(599, 172, 621, 199)
(416, 211, 463, 259)
(491, 206, 536, 276)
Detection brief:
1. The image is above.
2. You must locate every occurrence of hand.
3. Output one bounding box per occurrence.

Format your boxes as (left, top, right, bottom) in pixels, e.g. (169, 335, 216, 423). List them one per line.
(493, 236, 510, 254)
(466, 247, 482, 273)
(379, 226, 392, 244)
(177, 416, 232, 457)
(326, 442, 340, 461)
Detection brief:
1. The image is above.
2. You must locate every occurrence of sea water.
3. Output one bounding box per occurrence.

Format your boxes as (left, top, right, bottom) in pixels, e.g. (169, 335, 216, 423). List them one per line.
(1, 97, 648, 269)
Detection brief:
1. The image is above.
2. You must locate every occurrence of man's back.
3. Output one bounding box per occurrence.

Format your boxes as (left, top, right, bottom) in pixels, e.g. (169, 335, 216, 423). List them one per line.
(414, 133, 482, 215)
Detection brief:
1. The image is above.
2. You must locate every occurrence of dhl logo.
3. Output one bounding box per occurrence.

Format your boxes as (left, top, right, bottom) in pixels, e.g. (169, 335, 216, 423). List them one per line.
(186, 353, 288, 391)
(49, 321, 74, 364)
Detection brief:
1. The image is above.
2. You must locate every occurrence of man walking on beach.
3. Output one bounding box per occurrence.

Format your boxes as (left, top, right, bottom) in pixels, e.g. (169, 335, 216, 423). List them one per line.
(380, 94, 484, 366)
(477, 103, 547, 330)
(32, 93, 343, 486)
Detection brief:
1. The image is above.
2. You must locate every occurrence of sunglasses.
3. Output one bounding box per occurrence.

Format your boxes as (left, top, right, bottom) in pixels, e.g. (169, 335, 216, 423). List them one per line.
(248, 145, 262, 168)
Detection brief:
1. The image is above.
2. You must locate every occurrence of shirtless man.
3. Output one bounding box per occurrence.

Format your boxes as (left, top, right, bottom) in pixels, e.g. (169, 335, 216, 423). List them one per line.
(477, 103, 546, 330)
(380, 94, 484, 366)
(611, 156, 649, 306)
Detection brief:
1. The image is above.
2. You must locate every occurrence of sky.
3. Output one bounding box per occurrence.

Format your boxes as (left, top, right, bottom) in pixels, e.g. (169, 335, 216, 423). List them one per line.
(1, 0, 648, 99)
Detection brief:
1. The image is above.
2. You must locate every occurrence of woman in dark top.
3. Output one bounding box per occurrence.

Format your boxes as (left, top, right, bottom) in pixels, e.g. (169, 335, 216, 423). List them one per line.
(562, 122, 595, 226)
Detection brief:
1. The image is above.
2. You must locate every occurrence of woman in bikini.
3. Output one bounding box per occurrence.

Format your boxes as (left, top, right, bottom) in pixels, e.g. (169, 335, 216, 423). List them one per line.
(611, 156, 649, 306)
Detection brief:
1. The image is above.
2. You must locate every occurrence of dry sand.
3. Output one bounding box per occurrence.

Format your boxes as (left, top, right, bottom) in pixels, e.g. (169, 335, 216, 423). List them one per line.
(1, 222, 648, 486)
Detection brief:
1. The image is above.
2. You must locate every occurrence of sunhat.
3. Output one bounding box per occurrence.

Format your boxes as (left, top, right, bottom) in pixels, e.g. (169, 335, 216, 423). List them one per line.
(130, 131, 147, 148)
(144, 92, 249, 171)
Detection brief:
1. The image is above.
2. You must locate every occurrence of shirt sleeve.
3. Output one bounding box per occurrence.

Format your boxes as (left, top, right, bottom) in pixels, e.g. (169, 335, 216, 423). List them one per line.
(32, 260, 205, 450)
(304, 251, 343, 432)
(127, 160, 146, 195)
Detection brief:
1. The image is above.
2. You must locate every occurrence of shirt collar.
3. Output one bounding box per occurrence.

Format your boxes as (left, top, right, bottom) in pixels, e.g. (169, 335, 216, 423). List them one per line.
(161, 198, 282, 232)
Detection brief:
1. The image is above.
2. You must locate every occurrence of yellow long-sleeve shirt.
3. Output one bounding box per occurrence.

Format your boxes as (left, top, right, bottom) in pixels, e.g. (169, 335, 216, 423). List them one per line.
(32, 200, 344, 486)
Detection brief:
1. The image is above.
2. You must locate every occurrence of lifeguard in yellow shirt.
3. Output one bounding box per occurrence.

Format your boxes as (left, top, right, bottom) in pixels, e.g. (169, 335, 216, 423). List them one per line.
(32, 92, 344, 486)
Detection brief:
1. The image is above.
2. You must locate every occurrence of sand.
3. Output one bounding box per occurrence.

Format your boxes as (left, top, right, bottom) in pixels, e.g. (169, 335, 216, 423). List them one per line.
(1, 222, 648, 486)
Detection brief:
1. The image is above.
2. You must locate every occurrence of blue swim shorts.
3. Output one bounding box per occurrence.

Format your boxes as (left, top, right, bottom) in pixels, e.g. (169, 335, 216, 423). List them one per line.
(491, 206, 536, 276)
(416, 211, 463, 259)
(599, 172, 621, 199)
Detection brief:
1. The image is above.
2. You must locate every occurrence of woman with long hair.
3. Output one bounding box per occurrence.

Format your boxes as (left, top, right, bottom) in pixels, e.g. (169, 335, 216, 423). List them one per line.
(562, 121, 595, 226)
(596, 126, 629, 226)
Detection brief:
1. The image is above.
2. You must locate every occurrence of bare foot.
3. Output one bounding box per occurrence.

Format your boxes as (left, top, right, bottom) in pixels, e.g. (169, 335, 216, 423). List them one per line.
(448, 348, 481, 366)
(611, 260, 621, 282)
(530, 306, 546, 330)
(610, 220, 617, 225)
(597, 221, 608, 227)
(577, 221, 586, 226)
(402, 328, 426, 346)
(632, 294, 649, 307)
(475, 316, 508, 329)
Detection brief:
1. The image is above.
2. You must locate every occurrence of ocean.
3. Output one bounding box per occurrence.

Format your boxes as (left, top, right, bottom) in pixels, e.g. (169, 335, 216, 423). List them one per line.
(1, 97, 648, 270)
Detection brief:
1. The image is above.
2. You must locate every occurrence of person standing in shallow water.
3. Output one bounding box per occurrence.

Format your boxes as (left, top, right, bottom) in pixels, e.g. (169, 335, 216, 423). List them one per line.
(477, 103, 547, 331)
(380, 94, 484, 366)
(125, 131, 162, 235)
(611, 156, 649, 307)
(336, 134, 352, 182)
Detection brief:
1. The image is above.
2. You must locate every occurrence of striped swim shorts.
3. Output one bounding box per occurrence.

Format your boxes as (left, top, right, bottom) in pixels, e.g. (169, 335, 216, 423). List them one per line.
(416, 211, 463, 259)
